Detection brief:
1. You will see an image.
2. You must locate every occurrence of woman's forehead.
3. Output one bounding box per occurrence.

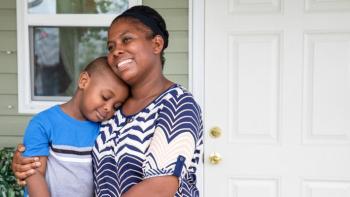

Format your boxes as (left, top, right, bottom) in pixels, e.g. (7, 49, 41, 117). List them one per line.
(109, 18, 151, 34)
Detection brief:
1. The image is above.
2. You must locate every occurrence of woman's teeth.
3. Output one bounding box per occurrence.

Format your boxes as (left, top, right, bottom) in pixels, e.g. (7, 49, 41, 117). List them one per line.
(118, 59, 133, 70)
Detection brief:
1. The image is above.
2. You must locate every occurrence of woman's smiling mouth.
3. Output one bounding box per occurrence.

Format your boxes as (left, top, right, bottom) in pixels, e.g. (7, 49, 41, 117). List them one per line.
(117, 59, 133, 71)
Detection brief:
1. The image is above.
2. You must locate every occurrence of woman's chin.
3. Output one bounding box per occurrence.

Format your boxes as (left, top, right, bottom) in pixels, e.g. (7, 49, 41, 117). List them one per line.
(119, 72, 138, 85)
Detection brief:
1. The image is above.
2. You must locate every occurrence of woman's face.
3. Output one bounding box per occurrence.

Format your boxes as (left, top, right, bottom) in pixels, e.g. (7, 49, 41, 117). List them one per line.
(107, 19, 161, 85)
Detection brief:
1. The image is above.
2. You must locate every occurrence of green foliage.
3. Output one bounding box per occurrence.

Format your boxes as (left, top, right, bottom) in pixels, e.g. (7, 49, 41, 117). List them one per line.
(0, 147, 23, 197)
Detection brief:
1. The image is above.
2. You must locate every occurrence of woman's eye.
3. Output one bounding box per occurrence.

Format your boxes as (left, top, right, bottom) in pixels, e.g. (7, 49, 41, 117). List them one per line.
(122, 37, 131, 44)
(102, 96, 108, 101)
(107, 45, 113, 52)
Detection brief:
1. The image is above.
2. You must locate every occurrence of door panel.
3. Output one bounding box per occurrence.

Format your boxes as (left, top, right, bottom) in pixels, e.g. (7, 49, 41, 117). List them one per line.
(204, 0, 350, 196)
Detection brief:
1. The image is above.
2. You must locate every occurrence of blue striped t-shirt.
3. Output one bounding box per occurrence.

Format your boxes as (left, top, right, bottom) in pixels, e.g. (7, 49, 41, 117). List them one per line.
(23, 105, 99, 197)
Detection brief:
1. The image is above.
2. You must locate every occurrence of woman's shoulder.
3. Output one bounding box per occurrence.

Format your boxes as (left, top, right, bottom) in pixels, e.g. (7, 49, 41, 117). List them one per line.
(157, 84, 201, 110)
(158, 84, 194, 101)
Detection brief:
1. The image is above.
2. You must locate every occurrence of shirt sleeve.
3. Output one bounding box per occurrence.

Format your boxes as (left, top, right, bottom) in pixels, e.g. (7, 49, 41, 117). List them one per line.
(143, 92, 203, 180)
(22, 116, 51, 157)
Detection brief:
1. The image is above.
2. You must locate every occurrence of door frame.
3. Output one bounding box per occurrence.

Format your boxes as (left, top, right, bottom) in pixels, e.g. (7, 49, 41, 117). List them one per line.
(189, 0, 205, 195)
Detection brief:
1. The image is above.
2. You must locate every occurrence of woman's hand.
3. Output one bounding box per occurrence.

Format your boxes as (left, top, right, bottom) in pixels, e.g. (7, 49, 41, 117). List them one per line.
(11, 144, 41, 186)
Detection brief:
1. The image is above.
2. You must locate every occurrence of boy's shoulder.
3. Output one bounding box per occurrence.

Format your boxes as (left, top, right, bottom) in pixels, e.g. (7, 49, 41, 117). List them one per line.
(31, 105, 60, 123)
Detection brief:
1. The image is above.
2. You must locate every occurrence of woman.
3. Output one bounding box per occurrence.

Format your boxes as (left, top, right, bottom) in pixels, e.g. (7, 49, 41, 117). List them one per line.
(13, 5, 203, 197)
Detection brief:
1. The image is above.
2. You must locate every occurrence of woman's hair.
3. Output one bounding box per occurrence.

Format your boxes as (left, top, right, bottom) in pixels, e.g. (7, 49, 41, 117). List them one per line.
(110, 5, 169, 67)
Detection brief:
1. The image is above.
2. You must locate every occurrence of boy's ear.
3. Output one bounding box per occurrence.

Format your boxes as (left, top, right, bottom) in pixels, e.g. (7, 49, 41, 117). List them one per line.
(152, 35, 164, 54)
(78, 71, 90, 89)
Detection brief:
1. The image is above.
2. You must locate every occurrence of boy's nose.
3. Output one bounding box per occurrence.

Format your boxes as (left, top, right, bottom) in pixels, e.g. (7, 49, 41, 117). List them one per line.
(104, 105, 111, 112)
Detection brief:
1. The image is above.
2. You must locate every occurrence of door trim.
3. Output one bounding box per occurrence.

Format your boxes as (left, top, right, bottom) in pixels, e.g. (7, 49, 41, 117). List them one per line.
(189, 0, 205, 195)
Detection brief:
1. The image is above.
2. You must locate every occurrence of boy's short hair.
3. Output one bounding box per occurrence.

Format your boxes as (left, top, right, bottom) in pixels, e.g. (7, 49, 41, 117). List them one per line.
(83, 56, 110, 76)
(82, 56, 127, 86)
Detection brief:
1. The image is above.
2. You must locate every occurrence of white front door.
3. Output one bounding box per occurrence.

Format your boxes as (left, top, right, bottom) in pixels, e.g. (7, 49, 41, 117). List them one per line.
(204, 0, 350, 196)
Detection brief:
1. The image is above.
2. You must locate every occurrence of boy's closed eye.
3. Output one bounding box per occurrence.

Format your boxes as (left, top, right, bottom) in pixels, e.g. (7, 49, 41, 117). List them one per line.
(101, 92, 113, 101)
(102, 95, 109, 101)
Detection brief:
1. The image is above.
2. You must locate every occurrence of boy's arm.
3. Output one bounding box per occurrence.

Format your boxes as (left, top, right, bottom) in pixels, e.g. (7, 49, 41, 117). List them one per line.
(27, 156, 50, 197)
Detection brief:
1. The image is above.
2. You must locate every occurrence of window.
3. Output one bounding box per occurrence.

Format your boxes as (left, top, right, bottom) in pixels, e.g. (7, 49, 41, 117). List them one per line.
(17, 0, 141, 113)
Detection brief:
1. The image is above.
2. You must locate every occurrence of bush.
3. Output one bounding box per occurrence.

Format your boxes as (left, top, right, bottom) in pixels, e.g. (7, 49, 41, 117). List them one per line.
(0, 147, 23, 197)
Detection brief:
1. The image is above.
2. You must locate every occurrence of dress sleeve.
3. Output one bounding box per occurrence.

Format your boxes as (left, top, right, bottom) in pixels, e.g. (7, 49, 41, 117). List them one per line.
(143, 92, 203, 180)
(22, 116, 51, 157)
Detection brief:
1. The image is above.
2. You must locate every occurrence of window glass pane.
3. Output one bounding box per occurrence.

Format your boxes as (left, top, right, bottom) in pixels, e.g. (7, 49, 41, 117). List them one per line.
(30, 26, 108, 101)
(28, 0, 128, 14)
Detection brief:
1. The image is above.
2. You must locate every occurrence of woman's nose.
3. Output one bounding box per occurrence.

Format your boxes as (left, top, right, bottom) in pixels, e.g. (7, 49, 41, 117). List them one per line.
(112, 44, 124, 56)
(113, 48, 123, 55)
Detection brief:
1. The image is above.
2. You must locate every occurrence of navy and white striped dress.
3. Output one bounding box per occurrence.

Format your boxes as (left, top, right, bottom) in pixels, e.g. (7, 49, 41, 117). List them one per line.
(92, 84, 203, 197)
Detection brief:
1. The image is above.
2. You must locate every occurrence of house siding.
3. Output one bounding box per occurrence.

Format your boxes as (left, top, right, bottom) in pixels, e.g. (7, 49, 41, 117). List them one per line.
(0, 0, 189, 147)
(0, 0, 31, 147)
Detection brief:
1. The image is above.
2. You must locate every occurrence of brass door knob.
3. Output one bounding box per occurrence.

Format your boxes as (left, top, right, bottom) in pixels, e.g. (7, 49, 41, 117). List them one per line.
(209, 152, 222, 165)
(210, 127, 222, 138)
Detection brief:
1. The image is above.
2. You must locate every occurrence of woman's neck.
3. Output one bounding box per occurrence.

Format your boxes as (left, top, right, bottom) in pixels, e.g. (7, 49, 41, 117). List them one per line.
(122, 74, 173, 116)
(130, 75, 172, 100)
(128, 61, 172, 100)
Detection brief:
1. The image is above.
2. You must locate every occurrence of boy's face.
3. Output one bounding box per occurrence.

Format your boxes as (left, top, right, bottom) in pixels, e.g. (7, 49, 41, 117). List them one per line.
(79, 69, 128, 122)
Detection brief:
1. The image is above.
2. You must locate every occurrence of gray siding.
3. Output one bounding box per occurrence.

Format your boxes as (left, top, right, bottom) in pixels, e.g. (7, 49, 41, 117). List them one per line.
(0, 0, 32, 147)
(144, 0, 189, 88)
(0, 0, 188, 147)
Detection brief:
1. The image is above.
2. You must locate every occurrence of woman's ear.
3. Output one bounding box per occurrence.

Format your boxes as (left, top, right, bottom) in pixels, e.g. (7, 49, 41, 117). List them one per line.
(152, 35, 164, 54)
(78, 71, 90, 89)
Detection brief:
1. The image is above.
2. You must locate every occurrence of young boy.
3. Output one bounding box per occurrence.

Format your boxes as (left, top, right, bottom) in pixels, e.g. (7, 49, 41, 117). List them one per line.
(22, 56, 129, 197)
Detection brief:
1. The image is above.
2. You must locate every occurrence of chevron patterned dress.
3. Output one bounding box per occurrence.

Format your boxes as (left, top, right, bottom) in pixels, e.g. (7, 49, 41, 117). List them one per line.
(92, 84, 203, 197)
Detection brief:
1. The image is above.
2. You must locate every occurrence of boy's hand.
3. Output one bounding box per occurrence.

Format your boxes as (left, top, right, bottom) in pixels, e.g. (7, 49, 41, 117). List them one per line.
(11, 144, 41, 186)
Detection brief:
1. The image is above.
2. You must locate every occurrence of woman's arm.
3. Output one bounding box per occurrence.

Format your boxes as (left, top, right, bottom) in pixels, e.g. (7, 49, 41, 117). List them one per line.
(121, 176, 178, 197)
(12, 144, 41, 186)
(27, 156, 50, 197)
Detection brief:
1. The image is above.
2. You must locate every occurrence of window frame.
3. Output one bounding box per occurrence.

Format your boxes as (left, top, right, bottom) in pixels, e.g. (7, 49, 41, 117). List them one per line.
(16, 0, 142, 114)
